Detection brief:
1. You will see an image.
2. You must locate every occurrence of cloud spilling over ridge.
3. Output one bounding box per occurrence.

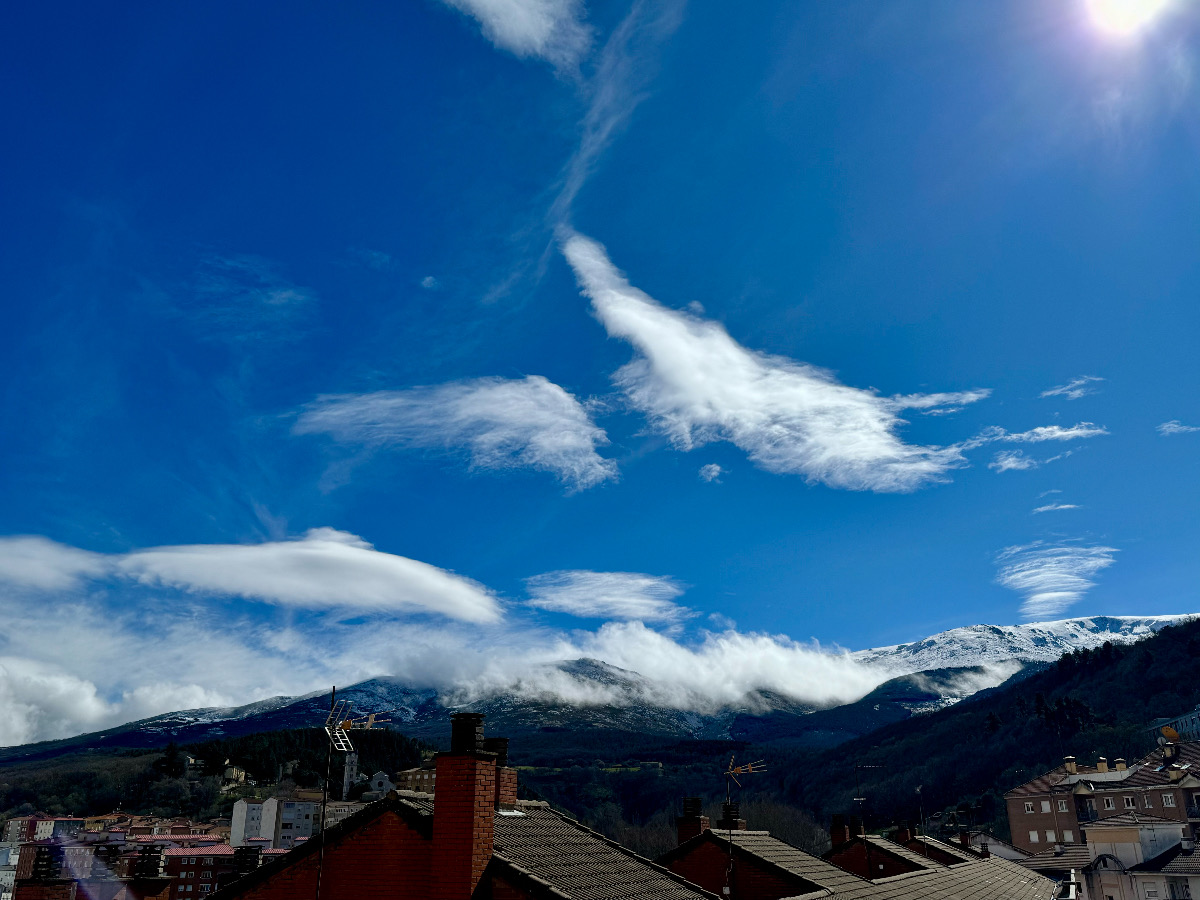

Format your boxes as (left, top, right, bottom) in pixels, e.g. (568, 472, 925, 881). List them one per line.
(295, 376, 616, 492)
(0, 530, 501, 623)
(1041, 376, 1103, 400)
(525, 570, 688, 622)
(439, 0, 592, 70)
(995, 542, 1118, 620)
(561, 232, 988, 492)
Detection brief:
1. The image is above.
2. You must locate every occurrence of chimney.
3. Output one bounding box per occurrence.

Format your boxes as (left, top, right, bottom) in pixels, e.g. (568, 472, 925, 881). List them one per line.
(980, 842, 990, 859)
(959, 831, 970, 849)
(1115, 758, 1127, 772)
(1063, 756, 1078, 775)
(483, 737, 517, 810)
(676, 797, 710, 845)
(830, 814, 850, 846)
(895, 822, 911, 844)
(716, 802, 747, 832)
(1164, 743, 1179, 764)
(433, 713, 497, 900)
(1168, 765, 1185, 783)
(849, 815, 865, 838)
(1096, 757, 1109, 773)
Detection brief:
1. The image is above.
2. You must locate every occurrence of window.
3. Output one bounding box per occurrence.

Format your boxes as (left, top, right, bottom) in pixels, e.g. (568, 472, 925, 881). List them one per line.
(1029, 831, 1040, 843)
(1041, 801, 1051, 813)
(1064, 830, 1074, 843)
(203, 858, 212, 865)
(1147, 795, 1155, 809)
(1147, 891, 1160, 899)
(1126, 797, 1137, 809)
(1164, 794, 1177, 808)
(201, 873, 211, 880)
(1104, 798, 1116, 810)
(1025, 802, 1035, 814)
(1046, 831, 1056, 843)
(1058, 800, 1069, 812)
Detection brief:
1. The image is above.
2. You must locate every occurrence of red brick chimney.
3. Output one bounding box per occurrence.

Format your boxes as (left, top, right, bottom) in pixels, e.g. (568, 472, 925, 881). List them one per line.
(830, 814, 850, 846)
(483, 737, 518, 810)
(676, 797, 710, 845)
(895, 822, 911, 844)
(958, 831, 970, 849)
(432, 713, 497, 900)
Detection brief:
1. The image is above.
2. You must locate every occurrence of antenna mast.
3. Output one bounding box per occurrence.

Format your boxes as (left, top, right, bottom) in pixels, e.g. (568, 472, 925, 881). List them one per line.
(720, 755, 766, 899)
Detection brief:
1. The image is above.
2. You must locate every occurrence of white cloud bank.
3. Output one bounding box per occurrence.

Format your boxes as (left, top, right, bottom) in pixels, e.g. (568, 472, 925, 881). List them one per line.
(996, 542, 1118, 620)
(525, 570, 688, 622)
(1041, 376, 1103, 400)
(295, 376, 617, 492)
(1159, 420, 1200, 436)
(0, 530, 501, 623)
(562, 232, 988, 492)
(439, 0, 591, 70)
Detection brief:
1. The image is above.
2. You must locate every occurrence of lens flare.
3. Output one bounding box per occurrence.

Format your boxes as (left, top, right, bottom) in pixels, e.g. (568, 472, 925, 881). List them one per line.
(1087, 0, 1174, 35)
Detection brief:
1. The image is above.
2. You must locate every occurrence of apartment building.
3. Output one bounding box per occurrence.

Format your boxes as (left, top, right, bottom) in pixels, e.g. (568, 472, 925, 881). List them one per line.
(230, 799, 318, 850)
(1006, 743, 1200, 854)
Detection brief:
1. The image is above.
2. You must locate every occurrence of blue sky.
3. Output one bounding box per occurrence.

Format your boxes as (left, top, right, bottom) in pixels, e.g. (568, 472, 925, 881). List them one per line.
(0, 0, 1197, 743)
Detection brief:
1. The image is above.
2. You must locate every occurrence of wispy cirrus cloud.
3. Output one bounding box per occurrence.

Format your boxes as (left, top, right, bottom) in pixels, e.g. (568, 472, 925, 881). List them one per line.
(1040, 376, 1103, 400)
(996, 542, 1118, 620)
(294, 375, 617, 492)
(0, 530, 501, 623)
(187, 254, 316, 343)
(998, 422, 1109, 442)
(439, 0, 592, 71)
(562, 232, 988, 493)
(989, 449, 1073, 472)
(1159, 420, 1200, 436)
(525, 570, 688, 622)
(1033, 503, 1081, 514)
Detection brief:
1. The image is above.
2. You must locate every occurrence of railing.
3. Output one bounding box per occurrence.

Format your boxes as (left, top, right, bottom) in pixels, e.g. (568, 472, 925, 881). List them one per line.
(1186, 806, 1200, 819)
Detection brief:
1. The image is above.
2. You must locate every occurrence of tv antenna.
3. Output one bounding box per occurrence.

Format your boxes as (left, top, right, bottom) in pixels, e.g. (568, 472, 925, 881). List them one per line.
(316, 688, 392, 900)
(720, 755, 766, 899)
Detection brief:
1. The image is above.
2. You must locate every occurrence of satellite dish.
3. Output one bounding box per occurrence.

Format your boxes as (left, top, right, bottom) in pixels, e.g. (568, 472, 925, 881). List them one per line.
(1159, 736, 1169, 747)
(1162, 726, 1182, 743)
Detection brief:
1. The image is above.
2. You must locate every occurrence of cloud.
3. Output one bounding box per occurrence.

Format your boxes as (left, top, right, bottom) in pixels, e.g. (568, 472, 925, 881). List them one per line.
(420, 275, 439, 289)
(525, 570, 688, 622)
(989, 449, 1073, 472)
(698, 463, 723, 483)
(0, 536, 109, 591)
(1033, 503, 1081, 514)
(295, 375, 617, 492)
(562, 232, 988, 493)
(0, 530, 501, 623)
(1159, 420, 1200, 436)
(995, 542, 1118, 620)
(439, 0, 591, 70)
(187, 255, 316, 343)
(1040, 376, 1103, 400)
(998, 423, 1109, 442)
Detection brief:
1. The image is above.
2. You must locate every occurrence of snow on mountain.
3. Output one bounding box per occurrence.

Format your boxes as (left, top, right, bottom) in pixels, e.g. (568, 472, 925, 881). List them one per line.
(853, 615, 1194, 674)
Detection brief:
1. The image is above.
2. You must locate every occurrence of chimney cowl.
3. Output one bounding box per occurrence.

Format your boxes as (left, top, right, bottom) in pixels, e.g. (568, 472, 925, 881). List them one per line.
(1115, 758, 1127, 771)
(1063, 756, 1077, 775)
(482, 737, 509, 768)
(450, 713, 486, 753)
(683, 797, 703, 818)
(1096, 757, 1109, 773)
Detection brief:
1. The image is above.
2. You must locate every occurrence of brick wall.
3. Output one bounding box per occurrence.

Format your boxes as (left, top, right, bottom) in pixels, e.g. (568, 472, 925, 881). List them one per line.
(664, 839, 809, 900)
(823, 841, 919, 879)
(232, 811, 430, 900)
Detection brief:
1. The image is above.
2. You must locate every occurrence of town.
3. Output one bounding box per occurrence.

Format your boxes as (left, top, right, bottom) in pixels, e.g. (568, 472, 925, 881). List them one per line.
(3, 707, 1199, 900)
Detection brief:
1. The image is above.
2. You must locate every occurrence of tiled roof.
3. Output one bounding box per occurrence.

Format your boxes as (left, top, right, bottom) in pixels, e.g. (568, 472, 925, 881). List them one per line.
(662, 829, 1056, 900)
(164, 847, 235, 857)
(1019, 844, 1092, 873)
(491, 803, 718, 900)
(1081, 812, 1183, 827)
(1122, 743, 1200, 787)
(1132, 844, 1200, 875)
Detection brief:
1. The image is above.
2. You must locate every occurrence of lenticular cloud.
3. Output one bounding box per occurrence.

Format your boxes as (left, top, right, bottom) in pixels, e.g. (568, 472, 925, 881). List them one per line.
(562, 232, 986, 492)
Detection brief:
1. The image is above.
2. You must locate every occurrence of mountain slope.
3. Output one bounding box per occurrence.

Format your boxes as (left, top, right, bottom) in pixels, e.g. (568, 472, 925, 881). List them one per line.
(0, 614, 1189, 765)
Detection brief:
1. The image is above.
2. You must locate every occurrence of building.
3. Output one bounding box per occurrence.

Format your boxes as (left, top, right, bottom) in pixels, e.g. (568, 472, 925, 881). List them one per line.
(229, 799, 318, 850)
(163, 846, 239, 899)
(228, 803, 263, 849)
(659, 803, 1058, 899)
(394, 766, 436, 794)
(1005, 744, 1200, 854)
(1150, 708, 1200, 745)
(206, 713, 718, 900)
(2, 820, 83, 844)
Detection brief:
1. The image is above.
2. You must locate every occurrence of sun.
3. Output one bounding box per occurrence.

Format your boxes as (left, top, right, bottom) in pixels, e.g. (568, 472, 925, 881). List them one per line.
(1087, 0, 1175, 36)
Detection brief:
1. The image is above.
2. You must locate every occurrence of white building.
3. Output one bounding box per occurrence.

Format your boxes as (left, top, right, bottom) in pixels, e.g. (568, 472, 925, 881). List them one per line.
(231, 798, 319, 849)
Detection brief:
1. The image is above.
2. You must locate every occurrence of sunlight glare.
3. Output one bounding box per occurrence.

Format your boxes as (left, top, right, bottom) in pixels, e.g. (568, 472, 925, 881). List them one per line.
(1087, 0, 1174, 36)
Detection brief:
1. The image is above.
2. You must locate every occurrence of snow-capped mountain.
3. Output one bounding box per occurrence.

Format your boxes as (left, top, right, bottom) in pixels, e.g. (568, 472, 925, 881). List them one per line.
(0, 614, 1191, 762)
(853, 615, 1192, 674)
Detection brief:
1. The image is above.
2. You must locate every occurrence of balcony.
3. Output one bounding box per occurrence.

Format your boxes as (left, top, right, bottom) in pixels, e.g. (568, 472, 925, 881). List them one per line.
(1076, 809, 1099, 823)
(1186, 806, 1200, 820)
